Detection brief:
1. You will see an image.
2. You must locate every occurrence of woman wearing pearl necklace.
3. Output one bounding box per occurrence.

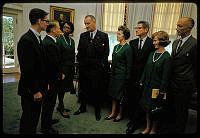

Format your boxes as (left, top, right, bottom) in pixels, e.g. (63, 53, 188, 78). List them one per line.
(56, 21, 75, 118)
(105, 26, 133, 122)
(138, 31, 171, 134)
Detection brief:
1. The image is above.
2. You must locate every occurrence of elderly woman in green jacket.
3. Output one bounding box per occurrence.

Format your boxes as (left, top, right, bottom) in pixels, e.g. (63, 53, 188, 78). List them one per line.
(139, 31, 171, 134)
(56, 21, 75, 118)
(105, 26, 133, 122)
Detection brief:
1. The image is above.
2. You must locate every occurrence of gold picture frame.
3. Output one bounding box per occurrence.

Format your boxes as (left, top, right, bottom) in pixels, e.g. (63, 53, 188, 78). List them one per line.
(50, 6, 75, 36)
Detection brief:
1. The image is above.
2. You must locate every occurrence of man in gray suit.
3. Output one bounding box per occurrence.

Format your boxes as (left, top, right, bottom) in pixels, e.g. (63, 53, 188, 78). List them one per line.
(169, 17, 197, 133)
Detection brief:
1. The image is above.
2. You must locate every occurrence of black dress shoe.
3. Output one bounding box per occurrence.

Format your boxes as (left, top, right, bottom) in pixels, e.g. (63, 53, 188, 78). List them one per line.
(127, 121, 132, 127)
(73, 108, 86, 115)
(95, 114, 101, 121)
(126, 124, 137, 134)
(41, 127, 59, 134)
(51, 119, 59, 124)
(113, 117, 123, 122)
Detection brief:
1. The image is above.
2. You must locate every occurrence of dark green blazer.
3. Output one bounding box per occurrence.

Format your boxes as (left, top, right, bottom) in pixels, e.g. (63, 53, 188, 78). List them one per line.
(57, 34, 75, 75)
(111, 43, 133, 80)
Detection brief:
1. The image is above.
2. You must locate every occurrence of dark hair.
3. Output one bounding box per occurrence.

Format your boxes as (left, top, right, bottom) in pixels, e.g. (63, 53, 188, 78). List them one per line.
(152, 31, 171, 47)
(46, 21, 58, 33)
(29, 8, 48, 25)
(137, 20, 150, 32)
(118, 25, 130, 40)
(63, 21, 74, 34)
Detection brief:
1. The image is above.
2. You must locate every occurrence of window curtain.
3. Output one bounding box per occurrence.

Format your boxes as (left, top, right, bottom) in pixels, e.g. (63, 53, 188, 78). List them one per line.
(151, 3, 182, 54)
(127, 3, 155, 40)
(103, 3, 125, 32)
(103, 3, 126, 60)
(95, 3, 103, 31)
(151, 3, 182, 37)
(179, 3, 193, 18)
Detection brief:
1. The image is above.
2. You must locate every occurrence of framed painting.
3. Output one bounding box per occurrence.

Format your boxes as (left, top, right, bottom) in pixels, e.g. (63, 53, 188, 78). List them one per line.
(50, 5, 75, 35)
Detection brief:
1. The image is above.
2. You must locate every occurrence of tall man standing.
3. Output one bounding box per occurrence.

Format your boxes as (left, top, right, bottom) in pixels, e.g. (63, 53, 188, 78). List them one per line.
(40, 21, 64, 134)
(169, 17, 197, 133)
(73, 15, 109, 121)
(17, 8, 48, 134)
(126, 21, 155, 134)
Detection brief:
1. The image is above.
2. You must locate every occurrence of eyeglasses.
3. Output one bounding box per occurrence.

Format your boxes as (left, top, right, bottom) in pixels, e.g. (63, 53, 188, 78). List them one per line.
(42, 19, 49, 23)
(63, 26, 71, 29)
(134, 27, 143, 29)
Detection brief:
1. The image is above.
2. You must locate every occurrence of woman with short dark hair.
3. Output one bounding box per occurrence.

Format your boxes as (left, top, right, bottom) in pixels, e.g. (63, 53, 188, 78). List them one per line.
(105, 25, 133, 122)
(56, 21, 75, 118)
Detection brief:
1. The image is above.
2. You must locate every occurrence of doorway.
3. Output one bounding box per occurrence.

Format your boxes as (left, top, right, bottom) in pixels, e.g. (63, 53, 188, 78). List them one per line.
(2, 13, 18, 73)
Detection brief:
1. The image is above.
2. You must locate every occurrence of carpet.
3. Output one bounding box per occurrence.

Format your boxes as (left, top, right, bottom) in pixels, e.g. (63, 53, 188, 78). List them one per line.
(3, 82, 197, 134)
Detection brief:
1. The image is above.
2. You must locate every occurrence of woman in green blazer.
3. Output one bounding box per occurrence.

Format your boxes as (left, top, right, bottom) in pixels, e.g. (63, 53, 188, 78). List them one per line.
(56, 21, 75, 118)
(105, 26, 133, 122)
(139, 31, 171, 134)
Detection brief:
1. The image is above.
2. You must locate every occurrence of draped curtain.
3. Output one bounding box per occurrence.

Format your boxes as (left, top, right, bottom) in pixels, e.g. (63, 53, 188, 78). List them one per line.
(151, 3, 182, 37)
(103, 3, 125, 32)
(127, 3, 155, 40)
(152, 3, 182, 54)
(95, 3, 103, 31)
(102, 3, 126, 60)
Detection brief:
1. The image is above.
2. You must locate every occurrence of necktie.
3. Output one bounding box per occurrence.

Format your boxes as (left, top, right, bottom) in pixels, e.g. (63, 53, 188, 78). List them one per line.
(176, 39, 182, 53)
(39, 35, 42, 45)
(138, 39, 143, 49)
(90, 32, 93, 40)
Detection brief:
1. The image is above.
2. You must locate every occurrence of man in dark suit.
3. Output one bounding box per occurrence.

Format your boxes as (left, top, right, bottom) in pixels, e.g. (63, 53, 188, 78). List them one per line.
(40, 21, 64, 134)
(169, 17, 197, 133)
(126, 21, 155, 134)
(73, 15, 109, 121)
(17, 8, 48, 134)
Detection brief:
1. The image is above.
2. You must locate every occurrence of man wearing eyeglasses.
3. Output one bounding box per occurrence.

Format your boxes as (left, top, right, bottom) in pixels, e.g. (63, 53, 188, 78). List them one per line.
(17, 8, 48, 134)
(126, 21, 155, 134)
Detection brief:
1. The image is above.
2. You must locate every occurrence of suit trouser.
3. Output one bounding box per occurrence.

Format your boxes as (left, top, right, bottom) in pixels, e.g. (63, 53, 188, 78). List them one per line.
(169, 91, 192, 133)
(79, 69, 103, 111)
(41, 83, 58, 130)
(19, 96, 42, 134)
(127, 82, 144, 120)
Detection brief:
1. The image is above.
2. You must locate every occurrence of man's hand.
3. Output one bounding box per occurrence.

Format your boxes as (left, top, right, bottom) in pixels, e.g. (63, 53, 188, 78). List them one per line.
(33, 92, 42, 102)
(48, 84, 50, 90)
(62, 73, 65, 80)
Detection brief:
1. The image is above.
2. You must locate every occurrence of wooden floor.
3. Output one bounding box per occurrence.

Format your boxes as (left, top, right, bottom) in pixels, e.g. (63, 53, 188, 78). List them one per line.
(2, 73, 20, 83)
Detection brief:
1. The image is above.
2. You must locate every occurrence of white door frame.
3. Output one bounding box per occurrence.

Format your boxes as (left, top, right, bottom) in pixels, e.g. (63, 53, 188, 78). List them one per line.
(2, 5, 23, 73)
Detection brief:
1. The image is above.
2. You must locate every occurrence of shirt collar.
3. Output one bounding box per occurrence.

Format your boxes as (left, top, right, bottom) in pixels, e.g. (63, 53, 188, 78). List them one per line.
(90, 29, 97, 38)
(47, 34, 57, 43)
(30, 27, 40, 37)
(139, 36, 147, 43)
(181, 34, 191, 44)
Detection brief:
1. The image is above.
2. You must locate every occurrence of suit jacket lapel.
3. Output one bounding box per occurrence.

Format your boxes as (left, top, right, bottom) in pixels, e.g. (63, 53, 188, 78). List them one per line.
(174, 36, 193, 56)
(172, 39, 179, 56)
(28, 29, 40, 46)
(46, 35, 56, 44)
(142, 37, 150, 51)
(134, 38, 139, 49)
(94, 30, 99, 40)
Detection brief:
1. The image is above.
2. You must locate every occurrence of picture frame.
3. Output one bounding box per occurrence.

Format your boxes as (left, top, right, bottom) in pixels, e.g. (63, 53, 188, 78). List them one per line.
(50, 5, 75, 36)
